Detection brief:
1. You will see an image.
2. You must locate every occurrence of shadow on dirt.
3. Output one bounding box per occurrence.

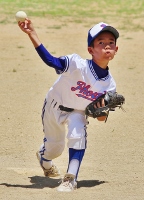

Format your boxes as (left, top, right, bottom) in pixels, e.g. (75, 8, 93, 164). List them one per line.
(77, 179, 106, 188)
(0, 176, 107, 189)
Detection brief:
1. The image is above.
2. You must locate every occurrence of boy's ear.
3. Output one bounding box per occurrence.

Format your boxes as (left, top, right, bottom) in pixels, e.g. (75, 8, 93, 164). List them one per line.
(115, 46, 118, 54)
(88, 47, 93, 55)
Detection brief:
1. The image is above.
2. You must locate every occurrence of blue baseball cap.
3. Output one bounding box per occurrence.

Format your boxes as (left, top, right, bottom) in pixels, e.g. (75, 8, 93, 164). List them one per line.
(87, 22, 119, 46)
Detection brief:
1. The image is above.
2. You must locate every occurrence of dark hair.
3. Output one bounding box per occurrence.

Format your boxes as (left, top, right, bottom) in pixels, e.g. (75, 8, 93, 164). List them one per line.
(89, 40, 94, 47)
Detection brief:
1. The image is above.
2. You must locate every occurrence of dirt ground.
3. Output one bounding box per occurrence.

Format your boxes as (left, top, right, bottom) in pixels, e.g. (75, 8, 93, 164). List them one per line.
(0, 15, 144, 200)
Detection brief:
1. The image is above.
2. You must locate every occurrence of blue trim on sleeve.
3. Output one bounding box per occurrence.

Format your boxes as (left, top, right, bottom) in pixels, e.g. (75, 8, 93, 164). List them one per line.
(55, 56, 69, 74)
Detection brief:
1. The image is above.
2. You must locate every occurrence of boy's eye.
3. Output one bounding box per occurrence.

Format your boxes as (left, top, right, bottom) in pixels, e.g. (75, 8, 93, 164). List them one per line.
(99, 42, 104, 44)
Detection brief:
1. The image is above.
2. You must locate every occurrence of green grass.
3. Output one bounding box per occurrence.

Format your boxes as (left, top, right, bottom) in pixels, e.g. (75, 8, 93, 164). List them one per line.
(0, 0, 144, 30)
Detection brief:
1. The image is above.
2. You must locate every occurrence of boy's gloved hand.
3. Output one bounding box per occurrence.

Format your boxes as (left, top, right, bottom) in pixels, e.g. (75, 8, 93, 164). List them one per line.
(85, 91, 125, 122)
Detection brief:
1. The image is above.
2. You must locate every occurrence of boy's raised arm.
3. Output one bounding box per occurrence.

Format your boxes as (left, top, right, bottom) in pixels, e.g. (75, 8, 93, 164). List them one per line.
(18, 19, 41, 48)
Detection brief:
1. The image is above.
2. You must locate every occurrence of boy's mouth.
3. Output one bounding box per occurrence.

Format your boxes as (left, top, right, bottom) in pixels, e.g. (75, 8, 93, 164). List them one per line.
(105, 51, 111, 56)
(105, 51, 111, 54)
(105, 51, 113, 60)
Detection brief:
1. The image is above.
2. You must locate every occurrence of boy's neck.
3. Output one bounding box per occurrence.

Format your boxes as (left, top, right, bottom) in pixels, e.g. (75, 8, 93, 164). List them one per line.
(92, 58, 109, 69)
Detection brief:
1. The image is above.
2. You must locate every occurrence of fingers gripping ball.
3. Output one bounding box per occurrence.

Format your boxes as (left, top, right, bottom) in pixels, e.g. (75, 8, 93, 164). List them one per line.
(15, 11, 27, 22)
(85, 91, 125, 122)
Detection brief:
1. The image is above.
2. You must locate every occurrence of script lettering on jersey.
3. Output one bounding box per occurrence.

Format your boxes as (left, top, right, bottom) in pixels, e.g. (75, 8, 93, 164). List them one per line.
(71, 81, 104, 101)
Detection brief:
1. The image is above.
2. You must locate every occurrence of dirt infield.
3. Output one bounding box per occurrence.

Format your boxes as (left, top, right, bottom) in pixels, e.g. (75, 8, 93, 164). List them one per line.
(0, 16, 144, 200)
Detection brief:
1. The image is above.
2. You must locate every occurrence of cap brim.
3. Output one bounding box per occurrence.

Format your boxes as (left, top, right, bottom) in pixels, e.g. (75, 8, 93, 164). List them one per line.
(100, 26, 119, 39)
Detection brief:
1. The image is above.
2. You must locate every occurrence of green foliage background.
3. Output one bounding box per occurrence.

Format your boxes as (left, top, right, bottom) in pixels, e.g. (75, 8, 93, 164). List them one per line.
(0, 0, 143, 30)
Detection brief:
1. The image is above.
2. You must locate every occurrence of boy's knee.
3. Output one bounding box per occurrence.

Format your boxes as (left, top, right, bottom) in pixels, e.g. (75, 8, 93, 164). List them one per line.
(67, 136, 87, 149)
(40, 142, 65, 160)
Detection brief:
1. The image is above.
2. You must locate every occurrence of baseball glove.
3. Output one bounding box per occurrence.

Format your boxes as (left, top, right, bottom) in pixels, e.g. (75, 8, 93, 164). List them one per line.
(85, 91, 125, 122)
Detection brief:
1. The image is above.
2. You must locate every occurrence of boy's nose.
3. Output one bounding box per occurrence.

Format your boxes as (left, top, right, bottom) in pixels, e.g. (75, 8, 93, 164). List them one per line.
(105, 45, 110, 49)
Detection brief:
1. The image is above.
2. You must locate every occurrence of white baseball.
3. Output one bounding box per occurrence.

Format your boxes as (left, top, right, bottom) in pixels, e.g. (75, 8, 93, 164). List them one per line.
(15, 11, 27, 22)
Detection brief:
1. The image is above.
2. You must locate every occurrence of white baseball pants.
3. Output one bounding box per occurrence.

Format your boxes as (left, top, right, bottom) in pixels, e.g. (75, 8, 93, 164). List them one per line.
(39, 95, 88, 160)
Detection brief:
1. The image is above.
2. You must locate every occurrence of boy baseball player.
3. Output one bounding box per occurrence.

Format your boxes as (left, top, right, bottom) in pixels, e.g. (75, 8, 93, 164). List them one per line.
(18, 20, 119, 192)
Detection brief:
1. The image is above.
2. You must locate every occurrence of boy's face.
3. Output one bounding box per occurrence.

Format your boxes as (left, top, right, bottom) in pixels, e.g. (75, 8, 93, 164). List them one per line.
(88, 31, 118, 66)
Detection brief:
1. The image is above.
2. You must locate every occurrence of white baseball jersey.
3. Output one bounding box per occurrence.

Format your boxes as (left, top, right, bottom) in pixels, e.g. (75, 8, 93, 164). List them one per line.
(47, 53, 116, 110)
